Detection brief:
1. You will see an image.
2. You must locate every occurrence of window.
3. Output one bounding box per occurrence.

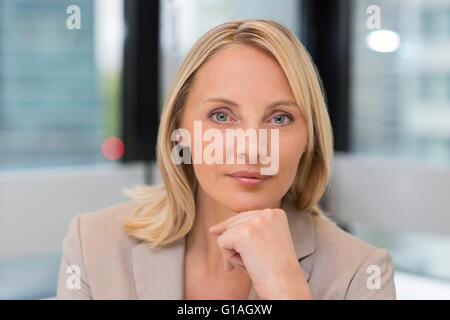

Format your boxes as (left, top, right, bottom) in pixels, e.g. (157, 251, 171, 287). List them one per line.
(159, 0, 302, 113)
(0, 0, 124, 170)
(0, 0, 125, 299)
(346, 0, 450, 282)
(350, 0, 450, 166)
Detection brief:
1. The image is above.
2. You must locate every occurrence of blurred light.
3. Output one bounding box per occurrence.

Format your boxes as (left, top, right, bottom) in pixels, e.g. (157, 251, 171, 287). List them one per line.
(366, 29, 401, 53)
(102, 137, 125, 160)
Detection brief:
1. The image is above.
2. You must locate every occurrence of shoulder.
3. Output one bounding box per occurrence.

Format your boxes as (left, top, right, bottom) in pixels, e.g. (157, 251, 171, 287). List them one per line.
(63, 200, 141, 255)
(57, 200, 144, 299)
(68, 199, 143, 250)
(311, 213, 379, 263)
(306, 213, 396, 299)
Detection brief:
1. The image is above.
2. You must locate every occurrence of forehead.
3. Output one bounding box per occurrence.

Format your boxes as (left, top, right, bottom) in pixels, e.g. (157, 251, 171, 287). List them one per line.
(191, 45, 294, 100)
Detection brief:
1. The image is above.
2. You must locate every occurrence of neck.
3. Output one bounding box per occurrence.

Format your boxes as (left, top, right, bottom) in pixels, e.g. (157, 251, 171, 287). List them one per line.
(186, 184, 238, 275)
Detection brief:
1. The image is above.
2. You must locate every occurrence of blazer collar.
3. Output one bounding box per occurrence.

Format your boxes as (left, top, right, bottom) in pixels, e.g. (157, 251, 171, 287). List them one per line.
(131, 193, 316, 300)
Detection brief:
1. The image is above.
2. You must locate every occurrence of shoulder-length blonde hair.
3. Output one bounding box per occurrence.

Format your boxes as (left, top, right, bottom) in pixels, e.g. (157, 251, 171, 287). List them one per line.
(121, 19, 334, 247)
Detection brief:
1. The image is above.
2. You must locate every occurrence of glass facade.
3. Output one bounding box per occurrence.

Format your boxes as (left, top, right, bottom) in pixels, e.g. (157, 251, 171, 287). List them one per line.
(0, 0, 122, 171)
(0, 0, 124, 299)
(159, 0, 301, 114)
(348, 0, 450, 282)
(350, 0, 450, 167)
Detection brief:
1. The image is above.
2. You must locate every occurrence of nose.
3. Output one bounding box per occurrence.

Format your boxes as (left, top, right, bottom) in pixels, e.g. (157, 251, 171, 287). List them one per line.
(233, 120, 270, 166)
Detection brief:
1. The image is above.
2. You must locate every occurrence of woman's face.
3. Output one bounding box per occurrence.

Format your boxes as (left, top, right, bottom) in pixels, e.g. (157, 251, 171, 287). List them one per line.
(179, 44, 308, 212)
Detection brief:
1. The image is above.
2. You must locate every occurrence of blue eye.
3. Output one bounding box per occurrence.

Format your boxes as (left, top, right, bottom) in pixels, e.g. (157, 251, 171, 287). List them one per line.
(211, 112, 229, 122)
(271, 114, 291, 125)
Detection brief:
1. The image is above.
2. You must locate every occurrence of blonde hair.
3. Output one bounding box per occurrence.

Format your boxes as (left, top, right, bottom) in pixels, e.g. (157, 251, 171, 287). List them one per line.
(121, 19, 334, 247)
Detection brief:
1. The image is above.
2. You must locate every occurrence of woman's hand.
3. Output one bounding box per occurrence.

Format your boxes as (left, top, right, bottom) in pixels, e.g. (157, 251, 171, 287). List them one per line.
(208, 208, 312, 300)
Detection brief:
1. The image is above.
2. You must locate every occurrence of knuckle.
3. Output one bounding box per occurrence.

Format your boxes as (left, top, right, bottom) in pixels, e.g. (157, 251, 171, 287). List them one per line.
(272, 208, 286, 219)
(277, 208, 287, 218)
(251, 215, 267, 230)
(265, 209, 278, 220)
(241, 225, 253, 239)
(217, 235, 225, 247)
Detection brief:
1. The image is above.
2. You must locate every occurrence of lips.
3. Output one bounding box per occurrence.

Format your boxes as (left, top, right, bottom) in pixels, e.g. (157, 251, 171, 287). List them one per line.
(227, 171, 269, 179)
(226, 170, 270, 186)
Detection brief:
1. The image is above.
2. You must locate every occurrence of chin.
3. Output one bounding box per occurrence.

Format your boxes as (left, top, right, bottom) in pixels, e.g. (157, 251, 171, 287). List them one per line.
(222, 192, 276, 213)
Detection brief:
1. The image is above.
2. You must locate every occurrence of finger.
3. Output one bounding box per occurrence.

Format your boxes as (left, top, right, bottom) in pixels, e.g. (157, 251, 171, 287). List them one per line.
(228, 252, 245, 267)
(209, 209, 261, 233)
(217, 230, 247, 272)
(223, 251, 246, 272)
(223, 247, 238, 261)
(222, 248, 236, 272)
(209, 210, 261, 235)
(209, 214, 256, 236)
(238, 264, 247, 271)
(217, 232, 238, 272)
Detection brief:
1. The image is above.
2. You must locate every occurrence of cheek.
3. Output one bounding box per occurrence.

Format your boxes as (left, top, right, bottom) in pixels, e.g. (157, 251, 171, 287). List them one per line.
(277, 135, 305, 176)
(191, 163, 222, 189)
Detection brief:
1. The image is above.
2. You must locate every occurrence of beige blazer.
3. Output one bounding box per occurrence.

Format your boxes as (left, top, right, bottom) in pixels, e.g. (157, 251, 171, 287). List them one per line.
(56, 194, 396, 300)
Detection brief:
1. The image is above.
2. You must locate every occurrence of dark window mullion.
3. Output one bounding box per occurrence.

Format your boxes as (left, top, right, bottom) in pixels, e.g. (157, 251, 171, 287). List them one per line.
(122, 0, 160, 163)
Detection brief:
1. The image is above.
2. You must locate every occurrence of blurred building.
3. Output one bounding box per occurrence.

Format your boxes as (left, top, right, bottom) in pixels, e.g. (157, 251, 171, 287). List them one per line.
(351, 0, 450, 165)
(0, 0, 104, 170)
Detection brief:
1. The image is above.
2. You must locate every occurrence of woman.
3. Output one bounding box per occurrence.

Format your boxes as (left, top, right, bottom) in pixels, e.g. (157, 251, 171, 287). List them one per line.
(56, 19, 396, 300)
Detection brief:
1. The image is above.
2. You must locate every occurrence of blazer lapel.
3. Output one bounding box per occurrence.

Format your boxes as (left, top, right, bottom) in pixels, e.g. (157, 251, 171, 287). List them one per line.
(131, 193, 316, 300)
(132, 236, 185, 299)
(282, 193, 316, 281)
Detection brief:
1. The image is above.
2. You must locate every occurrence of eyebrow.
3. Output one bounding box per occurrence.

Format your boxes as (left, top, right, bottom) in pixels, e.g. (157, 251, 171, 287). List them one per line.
(203, 97, 299, 109)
